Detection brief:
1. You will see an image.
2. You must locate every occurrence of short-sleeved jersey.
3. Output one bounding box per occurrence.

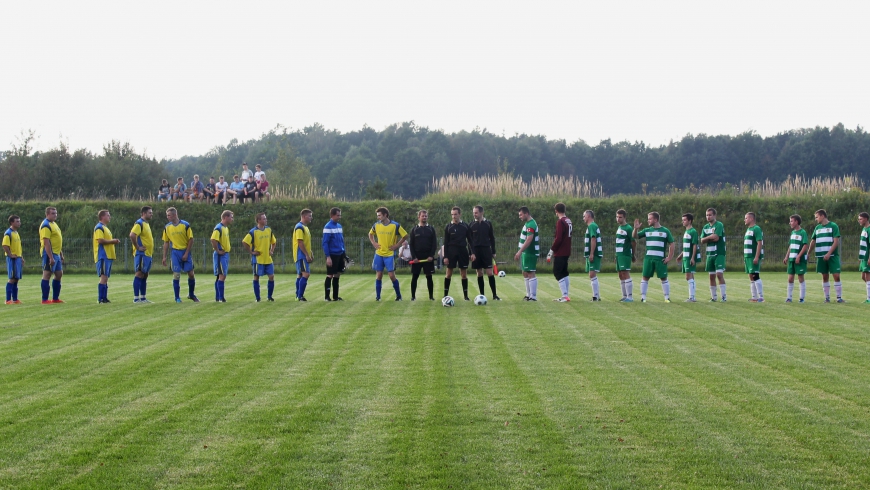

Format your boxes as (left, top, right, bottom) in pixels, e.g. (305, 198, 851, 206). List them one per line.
(130, 218, 154, 257)
(584, 222, 602, 258)
(637, 226, 674, 258)
(860, 226, 870, 262)
(743, 225, 764, 259)
(293, 222, 312, 262)
(93, 222, 116, 262)
(162, 220, 193, 250)
(788, 229, 809, 262)
(243, 226, 277, 265)
(702, 221, 726, 256)
(370, 220, 407, 258)
(615, 224, 634, 257)
(682, 228, 701, 262)
(518, 218, 540, 256)
(3, 228, 22, 257)
(39, 219, 63, 256)
(812, 221, 840, 257)
(211, 223, 231, 253)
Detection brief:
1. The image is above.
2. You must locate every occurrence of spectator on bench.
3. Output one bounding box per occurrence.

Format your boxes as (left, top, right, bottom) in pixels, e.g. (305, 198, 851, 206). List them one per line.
(227, 175, 245, 204)
(254, 164, 265, 183)
(157, 179, 171, 202)
(172, 177, 186, 201)
(240, 174, 260, 203)
(203, 177, 217, 203)
(257, 174, 271, 202)
(187, 175, 205, 202)
(215, 176, 228, 205)
(241, 162, 252, 182)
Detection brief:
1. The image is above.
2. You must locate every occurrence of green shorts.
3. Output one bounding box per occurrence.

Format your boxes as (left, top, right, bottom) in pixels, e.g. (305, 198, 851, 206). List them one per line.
(815, 256, 841, 274)
(705, 255, 726, 273)
(744, 257, 762, 274)
(642, 257, 668, 279)
(616, 256, 632, 271)
(521, 253, 538, 272)
(586, 256, 601, 273)
(681, 258, 696, 273)
(787, 260, 807, 276)
(860, 258, 870, 273)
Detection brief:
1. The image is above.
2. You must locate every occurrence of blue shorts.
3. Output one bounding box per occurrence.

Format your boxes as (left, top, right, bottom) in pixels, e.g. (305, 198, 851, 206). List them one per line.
(296, 259, 311, 275)
(170, 249, 194, 273)
(96, 258, 113, 277)
(42, 253, 63, 273)
(135, 254, 152, 274)
(6, 257, 22, 280)
(253, 263, 275, 277)
(213, 252, 229, 277)
(372, 255, 395, 272)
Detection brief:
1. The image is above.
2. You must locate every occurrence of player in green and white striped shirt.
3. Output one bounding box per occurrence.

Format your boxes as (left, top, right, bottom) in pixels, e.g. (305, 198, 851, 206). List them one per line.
(700, 208, 727, 301)
(781, 214, 809, 303)
(808, 209, 843, 303)
(633, 212, 675, 302)
(743, 212, 765, 303)
(858, 212, 870, 303)
(514, 206, 540, 301)
(583, 210, 603, 301)
(615, 209, 636, 302)
(676, 213, 701, 302)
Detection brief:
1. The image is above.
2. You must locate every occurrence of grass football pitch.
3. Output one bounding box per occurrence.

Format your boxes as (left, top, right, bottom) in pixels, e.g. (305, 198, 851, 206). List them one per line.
(1, 272, 869, 489)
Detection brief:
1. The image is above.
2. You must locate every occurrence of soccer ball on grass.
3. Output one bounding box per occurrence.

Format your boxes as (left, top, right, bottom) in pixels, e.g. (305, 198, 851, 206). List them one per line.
(498, 270, 506, 278)
(473, 295, 488, 306)
(442, 296, 455, 307)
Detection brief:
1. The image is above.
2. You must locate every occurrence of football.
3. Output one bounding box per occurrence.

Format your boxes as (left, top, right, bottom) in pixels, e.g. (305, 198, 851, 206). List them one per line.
(441, 296, 455, 307)
(498, 270, 506, 278)
(474, 295, 488, 306)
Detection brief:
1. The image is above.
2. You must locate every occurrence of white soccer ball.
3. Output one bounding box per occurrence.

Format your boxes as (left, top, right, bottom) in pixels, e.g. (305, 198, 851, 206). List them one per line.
(474, 295, 488, 306)
(498, 270, 506, 278)
(442, 296, 455, 307)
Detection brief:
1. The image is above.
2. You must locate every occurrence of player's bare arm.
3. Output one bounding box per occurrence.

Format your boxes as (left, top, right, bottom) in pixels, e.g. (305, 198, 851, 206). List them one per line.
(211, 239, 224, 255)
(162, 242, 169, 266)
(663, 242, 675, 264)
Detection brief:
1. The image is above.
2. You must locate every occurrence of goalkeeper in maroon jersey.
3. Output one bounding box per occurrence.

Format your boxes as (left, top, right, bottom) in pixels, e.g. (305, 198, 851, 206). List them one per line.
(548, 202, 573, 302)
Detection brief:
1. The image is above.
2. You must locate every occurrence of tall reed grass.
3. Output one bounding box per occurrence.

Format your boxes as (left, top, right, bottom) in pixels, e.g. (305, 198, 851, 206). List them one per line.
(428, 174, 605, 198)
(670, 175, 864, 197)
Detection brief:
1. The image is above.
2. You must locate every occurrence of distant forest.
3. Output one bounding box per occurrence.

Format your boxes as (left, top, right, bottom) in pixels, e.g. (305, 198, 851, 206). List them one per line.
(1, 122, 868, 200)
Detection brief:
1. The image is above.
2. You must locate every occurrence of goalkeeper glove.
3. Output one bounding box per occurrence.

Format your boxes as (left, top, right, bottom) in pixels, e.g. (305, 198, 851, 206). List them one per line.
(546, 250, 553, 263)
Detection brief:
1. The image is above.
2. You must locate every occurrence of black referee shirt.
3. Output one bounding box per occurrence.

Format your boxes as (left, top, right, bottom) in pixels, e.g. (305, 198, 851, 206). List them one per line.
(468, 219, 496, 254)
(444, 221, 471, 251)
(409, 224, 438, 260)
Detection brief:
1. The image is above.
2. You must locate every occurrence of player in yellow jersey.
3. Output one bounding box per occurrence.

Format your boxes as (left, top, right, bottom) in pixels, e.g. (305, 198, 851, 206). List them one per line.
(39, 206, 64, 304)
(3, 215, 24, 304)
(294, 209, 314, 301)
(211, 210, 233, 302)
(368, 206, 407, 301)
(130, 206, 154, 303)
(243, 212, 277, 301)
(93, 210, 121, 304)
(162, 207, 199, 303)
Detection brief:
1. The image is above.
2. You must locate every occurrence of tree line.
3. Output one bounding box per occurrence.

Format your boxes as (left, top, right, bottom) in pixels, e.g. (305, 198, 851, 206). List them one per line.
(2, 122, 868, 200)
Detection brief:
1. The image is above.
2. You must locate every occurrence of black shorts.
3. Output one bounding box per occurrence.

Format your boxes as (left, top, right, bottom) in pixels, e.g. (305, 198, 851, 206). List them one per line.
(411, 261, 435, 275)
(445, 246, 469, 269)
(553, 256, 569, 280)
(471, 247, 494, 270)
(326, 254, 346, 275)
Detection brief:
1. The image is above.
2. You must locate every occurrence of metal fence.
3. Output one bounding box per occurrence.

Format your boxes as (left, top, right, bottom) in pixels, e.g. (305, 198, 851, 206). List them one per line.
(3, 235, 866, 274)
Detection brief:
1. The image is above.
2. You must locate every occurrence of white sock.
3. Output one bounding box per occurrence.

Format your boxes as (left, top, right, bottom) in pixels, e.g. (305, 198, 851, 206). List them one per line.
(800, 281, 806, 300)
(687, 278, 695, 299)
(558, 278, 569, 297)
(625, 279, 633, 299)
(834, 281, 842, 299)
(755, 279, 763, 299)
(591, 276, 600, 298)
(710, 285, 717, 300)
(620, 280, 627, 298)
(719, 283, 727, 299)
(564, 277, 570, 297)
(524, 278, 530, 297)
(866, 281, 870, 300)
(823, 282, 830, 299)
(661, 280, 670, 299)
(750, 281, 758, 299)
(641, 280, 649, 300)
(787, 282, 794, 300)
(529, 277, 537, 299)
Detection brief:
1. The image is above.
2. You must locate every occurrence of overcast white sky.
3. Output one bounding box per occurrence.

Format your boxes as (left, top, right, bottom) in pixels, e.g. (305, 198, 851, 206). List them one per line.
(2, 0, 868, 160)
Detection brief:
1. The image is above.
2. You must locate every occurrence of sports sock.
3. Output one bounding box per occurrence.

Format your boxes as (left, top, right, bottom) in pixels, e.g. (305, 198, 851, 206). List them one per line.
(488, 275, 497, 297)
(12, 283, 18, 301)
(688, 278, 695, 299)
(140, 279, 147, 299)
(755, 279, 763, 299)
(750, 281, 758, 300)
(410, 273, 419, 299)
(133, 277, 141, 300)
(6, 283, 11, 302)
(41, 279, 49, 301)
(591, 276, 600, 298)
(478, 276, 485, 295)
(625, 279, 633, 299)
(620, 279, 626, 298)
(719, 283, 726, 300)
(188, 278, 195, 297)
(528, 277, 537, 299)
(325, 277, 332, 298)
(375, 279, 382, 299)
(215, 280, 220, 301)
(268, 280, 275, 299)
(51, 279, 61, 301)
(97, 284, 103, 302)
(524, 278, 530, 297)
(253, 280, 261, 301)
(444, 277, 451, 297)
(823, 281, 830, 300)
(641, 280, 649, 300)
(787, 282, 794, 300)
(392, 279, 401, 298)
(295, 277, 301, 298)
(173, 279, 180, 299)
(331, 277, 339, 299)
(866, 281, 870, 300)
(661, 280, 670, 299)
(710, 285, 717, 300)
(219, 280, 225, 301)
(427, 275, 434, 298)
(558, 277, 568, 297)
(299, 276, 308, 297)
(462, 278, 468, 298)
(800, 281, 806, 300)
(834, 281, 842, 299)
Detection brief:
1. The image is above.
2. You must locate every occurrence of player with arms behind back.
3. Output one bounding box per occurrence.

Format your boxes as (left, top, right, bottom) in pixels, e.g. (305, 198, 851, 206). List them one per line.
(93, 210, 121, 304)
(548, 202, 572, 302)
(676, 213, 700, 302)
(743, 212, 765, 303)
(211, 210, 234, 302)
(39, 207, 64, 304)
(782, 214, 809, 303)
(3, 215, 23, 304)
(294, 209, 314, 301)
(162, 207, 199, 303)
(130, 206, 154, 303)
(809, 209, 844, 303)
(615, 209, 636, 302)
(514, 206, 540, 301)
(243, 213, 277, 302)
(700, 208, 727, 302)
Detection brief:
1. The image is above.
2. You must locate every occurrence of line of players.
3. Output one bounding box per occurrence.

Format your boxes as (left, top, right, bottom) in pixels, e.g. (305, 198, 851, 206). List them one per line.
(4, 205, 870, 304)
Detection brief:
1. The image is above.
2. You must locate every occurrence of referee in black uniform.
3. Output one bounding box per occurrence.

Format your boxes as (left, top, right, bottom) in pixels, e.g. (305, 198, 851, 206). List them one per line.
(443, 206, 472, 300)
(469, 205, 500, 300)
(408, 209, 438, 300)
